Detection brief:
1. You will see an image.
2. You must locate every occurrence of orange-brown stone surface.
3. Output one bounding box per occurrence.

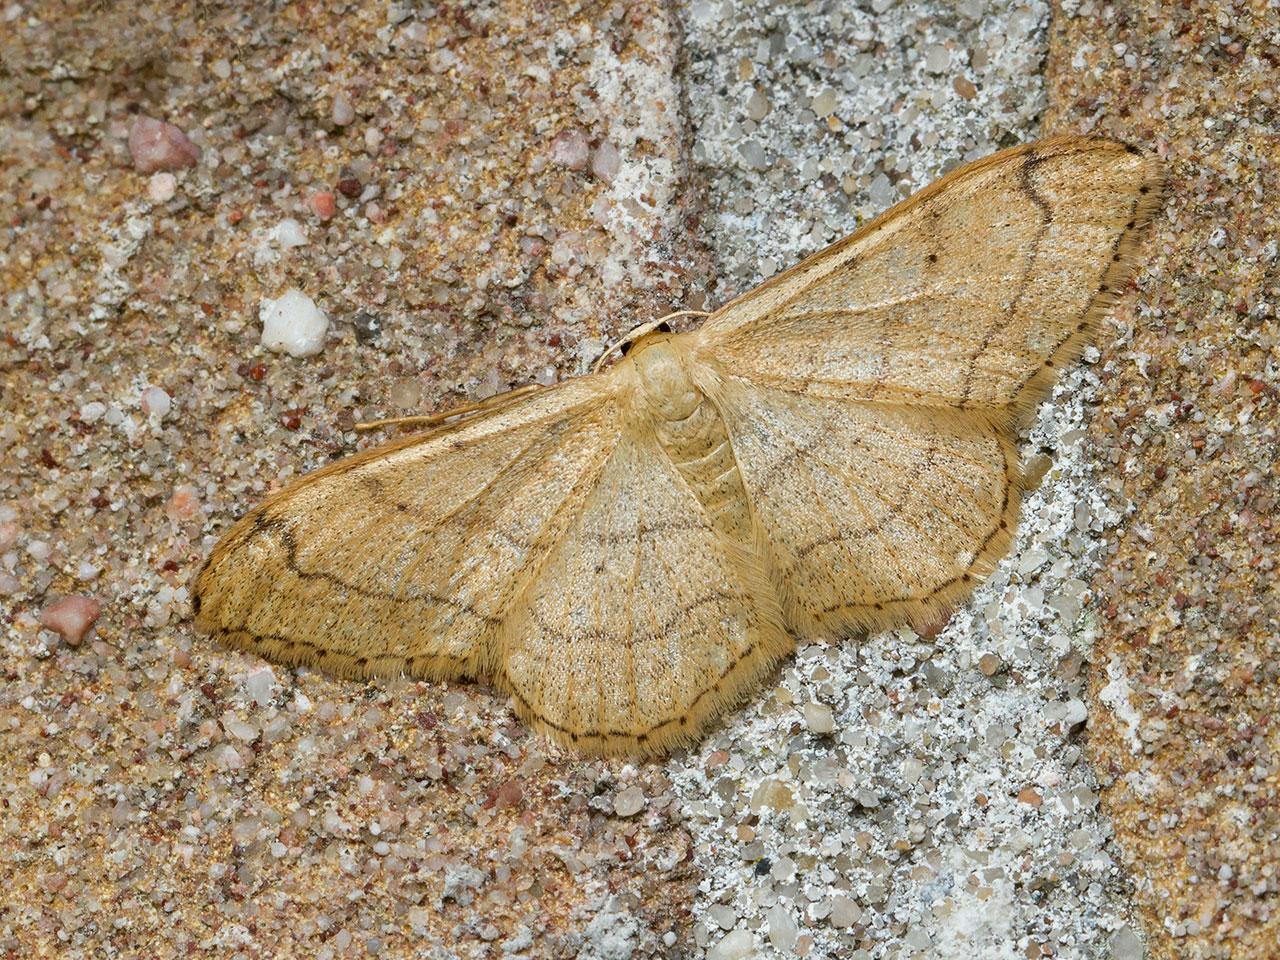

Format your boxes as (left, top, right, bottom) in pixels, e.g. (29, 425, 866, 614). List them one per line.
(1046, 2, 1280, 957)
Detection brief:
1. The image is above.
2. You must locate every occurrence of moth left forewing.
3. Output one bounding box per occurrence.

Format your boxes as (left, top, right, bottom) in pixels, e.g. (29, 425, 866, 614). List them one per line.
(693, 135, 1163, 418)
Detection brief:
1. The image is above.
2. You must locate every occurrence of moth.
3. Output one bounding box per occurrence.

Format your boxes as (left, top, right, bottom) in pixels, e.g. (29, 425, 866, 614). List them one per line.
(194, 135, 1162, 757)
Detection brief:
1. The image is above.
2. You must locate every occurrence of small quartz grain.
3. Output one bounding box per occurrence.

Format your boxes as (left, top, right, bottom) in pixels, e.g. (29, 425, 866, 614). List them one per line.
(979, 652, 1003, 676)
(149, 172, 177, 203)
(614, 786, 646, 818)
(551, 128, 591, 171)
(140, 385, 171, 419)
(802, 701, 834, 735)
(829, 895, 861, 928)
(591, 140, 622, 184)
(332, 92, 356, 126)
(707, 928, 753, 960)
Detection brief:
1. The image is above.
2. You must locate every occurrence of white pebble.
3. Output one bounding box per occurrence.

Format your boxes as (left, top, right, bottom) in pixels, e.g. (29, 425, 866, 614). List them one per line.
(79, 400, 107, 423)
(1110, 926, 1144, 960)
(766, 905, 798, 951)
(141, 385, 171, 420)
(260, 289, 329, 357)
(804, 701, 835, 734)
(591, 139, 621, 184)
(1064, 698, 1088, 725)
(830, 894, 862, 927)
(708, 928, 753, 960)
(332, 92, 355, 126)
(739, 140, 767, 170)
(551, 127, 590, 170)
(216, 745, 245, 770)
(244, 666, 277, 707)
(149, 172, 177, 203)
(272, 218, 308, 249)
(811, 89, 838, 116)
(613, 786, 645, 817)
(224, 716, 258, 741)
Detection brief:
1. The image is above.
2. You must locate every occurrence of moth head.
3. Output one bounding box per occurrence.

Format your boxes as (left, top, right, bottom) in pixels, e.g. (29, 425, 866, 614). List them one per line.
(620, 320, 673, 356)
(592, 317, 675, 374)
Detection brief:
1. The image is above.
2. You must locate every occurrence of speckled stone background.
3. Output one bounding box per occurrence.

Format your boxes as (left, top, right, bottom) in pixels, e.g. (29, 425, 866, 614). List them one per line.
(2, 1, 1276, 959)
(673, 4, 1145, 960)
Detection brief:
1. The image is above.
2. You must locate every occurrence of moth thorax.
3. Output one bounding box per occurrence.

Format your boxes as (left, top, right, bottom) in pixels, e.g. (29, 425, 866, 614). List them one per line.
(631, 338, 701, 421)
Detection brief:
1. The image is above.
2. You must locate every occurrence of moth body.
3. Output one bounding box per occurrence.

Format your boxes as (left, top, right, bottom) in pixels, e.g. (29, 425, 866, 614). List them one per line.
(630, 334, 754, 544)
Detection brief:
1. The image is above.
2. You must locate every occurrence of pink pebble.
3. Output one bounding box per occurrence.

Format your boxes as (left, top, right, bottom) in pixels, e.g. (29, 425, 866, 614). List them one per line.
(307, 190, 337, 220)
(0, 520, 17, 552)
(591, 139, 621, 184)
(551, 127, 590, 171)
(165, 486, 203, 523)
(128, 116, 201, 174)
(40, 595, 102, 646)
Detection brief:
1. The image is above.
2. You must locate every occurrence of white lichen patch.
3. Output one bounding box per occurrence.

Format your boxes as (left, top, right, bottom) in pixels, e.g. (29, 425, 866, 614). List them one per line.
(679, 0, 1051, 304)
(582, 20, 689, 304)
(1098, 657, 1144, 755)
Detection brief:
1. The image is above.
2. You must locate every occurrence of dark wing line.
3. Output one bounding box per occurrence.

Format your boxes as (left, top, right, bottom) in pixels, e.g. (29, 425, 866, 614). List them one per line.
(386, 413, 603, 603)
(956, 151, 1055, 405)
(506, 610, 767, 744)
(816, 438, 1018, 614)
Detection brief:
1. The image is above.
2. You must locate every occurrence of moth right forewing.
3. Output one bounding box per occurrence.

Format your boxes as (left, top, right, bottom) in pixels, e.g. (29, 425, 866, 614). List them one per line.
(195, 373, 625, 684)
